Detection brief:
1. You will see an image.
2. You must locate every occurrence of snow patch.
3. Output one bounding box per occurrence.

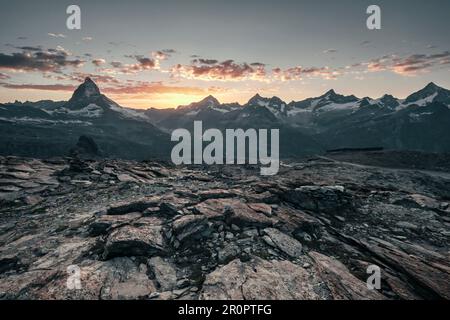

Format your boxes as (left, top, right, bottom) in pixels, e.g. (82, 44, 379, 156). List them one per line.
(107, 100, 151, 121)
(56, 104, 103, 118)
(287, 108, 311, 116)
(0, 117, 92, 125)
(317, 101, 359, 112)
(399, 92, 438, 110)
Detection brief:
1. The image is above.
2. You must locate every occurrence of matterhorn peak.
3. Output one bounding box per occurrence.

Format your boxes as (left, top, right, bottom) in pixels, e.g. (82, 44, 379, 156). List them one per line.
(71, 77, 101, 100)
(63, 77, 104, 109)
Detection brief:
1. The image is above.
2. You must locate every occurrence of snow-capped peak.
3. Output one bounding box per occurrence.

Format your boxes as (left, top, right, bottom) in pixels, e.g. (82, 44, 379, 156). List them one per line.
(400, 82, 450, 109)
(405, 82, 446, 104)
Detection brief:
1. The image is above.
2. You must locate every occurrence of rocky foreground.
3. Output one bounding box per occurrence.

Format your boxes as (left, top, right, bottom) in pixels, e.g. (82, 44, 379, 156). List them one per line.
(0, 154, 449, 300)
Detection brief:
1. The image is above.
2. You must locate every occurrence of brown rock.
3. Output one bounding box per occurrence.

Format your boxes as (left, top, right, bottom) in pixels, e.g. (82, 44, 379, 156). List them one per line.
(200, 257, 319, 300)
(103, 225, 165, 259)
(309, 251, 385, 300)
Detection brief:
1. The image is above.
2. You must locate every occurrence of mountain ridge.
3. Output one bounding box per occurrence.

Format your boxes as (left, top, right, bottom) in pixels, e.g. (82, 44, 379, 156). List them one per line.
(2, 78, 450, 158)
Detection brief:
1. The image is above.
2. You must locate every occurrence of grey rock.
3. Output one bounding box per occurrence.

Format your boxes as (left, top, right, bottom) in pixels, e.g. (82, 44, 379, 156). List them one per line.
(148, 257, 177, 291)
(262, 228, 303, 258)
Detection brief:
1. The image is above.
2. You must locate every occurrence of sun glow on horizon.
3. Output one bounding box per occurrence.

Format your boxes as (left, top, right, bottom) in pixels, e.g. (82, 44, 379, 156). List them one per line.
(110, 93, 213, 109)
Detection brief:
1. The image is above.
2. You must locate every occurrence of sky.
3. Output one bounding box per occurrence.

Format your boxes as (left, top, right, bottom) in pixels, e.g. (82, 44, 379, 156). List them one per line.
(0, 0, 450, 109)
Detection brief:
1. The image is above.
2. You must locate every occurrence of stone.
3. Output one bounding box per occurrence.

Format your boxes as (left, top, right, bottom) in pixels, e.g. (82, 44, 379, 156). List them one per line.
(283, 185, 351, 214)
(107, 197, 159, 215)
(117, 174, 139, 183)
(262, 228, 303, 258)
(103, 225, 165, 259)
(218, 244, 241, 264)
(89, 212, 141, 236)
(1, 156, 450, 300)
(309, 251, 385, 300)
(197, 189, 239, 200)
(200, 257, 319, 300)
(147, 257, 177, 291)
(396, 221, 419, 230)
(172, 215, 208, 243)
(231, 224, 240, 232)
(247, 203, 272, 216)
(193, 198, 275, 227)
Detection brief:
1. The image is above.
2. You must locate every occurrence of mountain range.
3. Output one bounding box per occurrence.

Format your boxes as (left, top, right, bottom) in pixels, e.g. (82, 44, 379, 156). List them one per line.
(1, 77, 450, 159)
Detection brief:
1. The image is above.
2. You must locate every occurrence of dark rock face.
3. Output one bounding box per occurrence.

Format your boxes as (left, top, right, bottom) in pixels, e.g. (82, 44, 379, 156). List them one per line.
(69, 135, 100, 158)
(283, 185, 353, 214)
(0, 153, 449, 300)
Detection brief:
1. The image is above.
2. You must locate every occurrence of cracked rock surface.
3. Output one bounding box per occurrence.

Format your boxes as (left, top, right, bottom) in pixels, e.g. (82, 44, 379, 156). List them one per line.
(0, 154, 449, 300)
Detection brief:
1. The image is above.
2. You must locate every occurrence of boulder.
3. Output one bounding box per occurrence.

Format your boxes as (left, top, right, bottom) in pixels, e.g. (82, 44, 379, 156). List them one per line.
(69, 135, 100, 158)
(103, 225, 165, 259)
(147, 257, 178, 291)
(193, 199, 275, 227)
(172, 215, 208, 243)
(262, 228, 303, 258)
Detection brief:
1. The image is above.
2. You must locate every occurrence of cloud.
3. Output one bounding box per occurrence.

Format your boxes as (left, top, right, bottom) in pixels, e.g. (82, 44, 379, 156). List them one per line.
(366, 51, 450, 75)
(0, 83, 75, 91)
(48, 33, 67, 38)
(110, 61, 123, 68)
(92, 58, 106, 67)
(0, 47, 84, 73)
(134, 56, 156, 68)
(191, 58, 218, 65)
(106, 55, 158, 74)
(0, 78, 220, 99)
(13, 46, 42, 52)
(68, 72, 120, 84)
(250, 62, 266, 67)
(0, 73, 217, 97)
(82, 37, 93, 41)
(152, 51, 172, 61)
(273, 66, 340, 81)
(170, 59, 267, 81)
